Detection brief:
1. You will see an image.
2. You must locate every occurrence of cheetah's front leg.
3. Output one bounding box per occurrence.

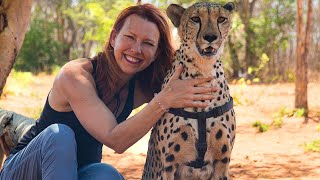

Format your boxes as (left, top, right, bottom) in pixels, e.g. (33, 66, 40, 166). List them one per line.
(161, 125, 197, 180)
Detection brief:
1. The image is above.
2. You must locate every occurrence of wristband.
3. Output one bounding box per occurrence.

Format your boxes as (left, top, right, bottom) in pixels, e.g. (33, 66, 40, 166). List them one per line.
(154, 93, 168, 112)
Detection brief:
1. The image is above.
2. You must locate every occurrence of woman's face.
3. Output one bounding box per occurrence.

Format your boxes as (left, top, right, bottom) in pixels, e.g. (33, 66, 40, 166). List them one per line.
(111, 14, 160, 76)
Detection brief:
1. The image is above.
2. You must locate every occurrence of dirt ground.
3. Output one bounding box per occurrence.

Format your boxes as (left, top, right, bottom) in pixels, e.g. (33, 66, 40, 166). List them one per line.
(0, 74, 319, 180)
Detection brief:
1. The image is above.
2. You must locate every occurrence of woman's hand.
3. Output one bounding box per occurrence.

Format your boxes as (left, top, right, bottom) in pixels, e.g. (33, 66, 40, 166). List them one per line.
(157, 64, 217, 109)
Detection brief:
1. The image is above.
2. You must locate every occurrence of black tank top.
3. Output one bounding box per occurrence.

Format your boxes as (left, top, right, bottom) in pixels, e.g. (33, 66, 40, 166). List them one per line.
(11, 59, 135, 168)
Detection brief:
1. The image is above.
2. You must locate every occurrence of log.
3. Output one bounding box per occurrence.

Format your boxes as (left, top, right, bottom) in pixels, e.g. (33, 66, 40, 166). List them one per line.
(0, 108, 35, 168)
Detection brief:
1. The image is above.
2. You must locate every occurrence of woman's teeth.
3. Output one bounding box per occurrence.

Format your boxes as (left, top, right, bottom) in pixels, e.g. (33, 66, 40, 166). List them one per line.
(125, 55, 141, 63)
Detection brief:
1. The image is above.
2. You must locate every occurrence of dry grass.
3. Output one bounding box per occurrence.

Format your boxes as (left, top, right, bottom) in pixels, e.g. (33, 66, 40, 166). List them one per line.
(1, 73, 320, 179)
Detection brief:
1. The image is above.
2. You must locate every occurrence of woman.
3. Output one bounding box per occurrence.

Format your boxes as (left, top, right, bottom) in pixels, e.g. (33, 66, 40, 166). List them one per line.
(0, 3, 216, 180)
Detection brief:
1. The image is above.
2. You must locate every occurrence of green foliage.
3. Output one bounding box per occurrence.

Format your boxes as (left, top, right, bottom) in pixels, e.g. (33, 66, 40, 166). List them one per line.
(266, 107, 307, 130)
(12, 0, 297, 80)
(303, 140, 320, 152)
(154, 0, 232, 9)
(7, 70, 33, 85)
(252, 120, 270, 132)
(276, 107, 307, 118)
(230, 80, 255, 106)
(231, 94, 242, 106)
(271, 117, 283, 128)
(253, 117, 284, 132)
(14, 13, 65, 74)
(64, 0, 134, 53)
(285, 70, 296, 82)
(51, 65, 62, 76)
(224, 0, 296, 82)
(276, 107, 295, 117)
(274, 106, 306, 118)
(294, 108, 306, 117)
(251, 0, 295, 55)
(15, 0, 135, 73)
(252, 78, 260, 83)
(252, 107, 307, 132)
(172, 0, 229, 5)
(247, 53, 270, 79)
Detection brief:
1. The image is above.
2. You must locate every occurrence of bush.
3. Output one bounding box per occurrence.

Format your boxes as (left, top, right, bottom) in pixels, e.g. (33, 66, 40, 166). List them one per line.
(271, 117, 283, 128)
(304, 140, 320, 152)
(14, 16, 65, 74)
(252, 120, 270, 132)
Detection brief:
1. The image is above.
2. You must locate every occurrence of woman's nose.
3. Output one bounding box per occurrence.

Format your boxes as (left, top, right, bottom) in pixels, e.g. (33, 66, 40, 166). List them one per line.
(130, 42, 142, 54)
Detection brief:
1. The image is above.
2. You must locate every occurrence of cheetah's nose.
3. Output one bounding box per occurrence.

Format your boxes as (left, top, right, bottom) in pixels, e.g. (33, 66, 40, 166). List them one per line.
(204, 35, 217, 43)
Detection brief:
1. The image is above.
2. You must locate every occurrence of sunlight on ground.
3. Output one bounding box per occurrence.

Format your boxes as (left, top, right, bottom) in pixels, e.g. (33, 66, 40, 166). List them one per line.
(1, 73, 320, 179)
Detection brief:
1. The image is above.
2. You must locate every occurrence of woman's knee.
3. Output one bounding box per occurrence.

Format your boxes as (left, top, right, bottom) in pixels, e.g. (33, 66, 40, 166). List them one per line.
(42, 124, 76, 150)
(78, 163, 124, 180)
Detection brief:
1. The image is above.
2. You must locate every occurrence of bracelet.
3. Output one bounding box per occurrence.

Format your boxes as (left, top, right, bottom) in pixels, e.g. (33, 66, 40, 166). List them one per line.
(154, 93, 168, 112)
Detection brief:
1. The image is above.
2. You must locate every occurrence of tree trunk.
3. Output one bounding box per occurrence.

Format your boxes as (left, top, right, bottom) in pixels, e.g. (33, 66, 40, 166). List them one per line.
(295, 0, 304, 110)
(237, 0, 258, 70)
(82, 40, 93, 58)
(244, 26, 256, 69)
(56, 7, 74, 61)
(0, 0, 33, 96)
(295, 0, 312, 123)
(227, 35, 241, 79)
(0, 0, 33, 166)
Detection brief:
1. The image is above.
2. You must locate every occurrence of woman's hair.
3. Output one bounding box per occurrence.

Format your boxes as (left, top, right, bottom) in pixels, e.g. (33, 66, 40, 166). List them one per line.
(93, 3, 174, 104)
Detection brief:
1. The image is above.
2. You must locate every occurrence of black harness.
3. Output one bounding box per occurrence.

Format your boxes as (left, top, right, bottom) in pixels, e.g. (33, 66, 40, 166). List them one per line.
(168, 97, 233, 168)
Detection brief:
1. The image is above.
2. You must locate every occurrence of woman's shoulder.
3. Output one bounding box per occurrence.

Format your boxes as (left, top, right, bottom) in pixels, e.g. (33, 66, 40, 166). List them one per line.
(55, 58, 95, 88)
(49, 58, 97, 111)
(59, 58, 93, 77)
(63, 58, 92, 71)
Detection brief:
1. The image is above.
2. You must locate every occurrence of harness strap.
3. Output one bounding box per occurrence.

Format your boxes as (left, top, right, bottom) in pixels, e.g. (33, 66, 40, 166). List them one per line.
(168, 97, 233, 169)
(168, 97, 233, 119)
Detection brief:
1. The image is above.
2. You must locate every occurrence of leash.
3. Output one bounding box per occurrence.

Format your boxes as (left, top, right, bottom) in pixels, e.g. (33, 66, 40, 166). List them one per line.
(168, 97, 233, 168)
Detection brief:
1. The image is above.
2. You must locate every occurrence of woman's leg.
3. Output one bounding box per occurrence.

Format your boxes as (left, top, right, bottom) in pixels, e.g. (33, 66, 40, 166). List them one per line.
(0, 123, 77, 180)
(78, 163, 124, 180)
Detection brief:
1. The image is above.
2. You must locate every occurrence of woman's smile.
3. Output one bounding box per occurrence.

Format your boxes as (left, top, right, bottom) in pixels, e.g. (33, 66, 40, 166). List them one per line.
(124, 54, 142, 64)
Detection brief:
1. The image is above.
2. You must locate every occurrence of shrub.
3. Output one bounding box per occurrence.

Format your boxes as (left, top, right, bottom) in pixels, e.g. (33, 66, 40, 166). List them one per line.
(252, 120, 270, 132)
(14, 16, 65, 74)
(304, 140, 320, 152)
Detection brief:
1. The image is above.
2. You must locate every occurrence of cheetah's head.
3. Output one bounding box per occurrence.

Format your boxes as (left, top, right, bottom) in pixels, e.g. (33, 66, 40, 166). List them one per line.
(167, 2, 234, 62)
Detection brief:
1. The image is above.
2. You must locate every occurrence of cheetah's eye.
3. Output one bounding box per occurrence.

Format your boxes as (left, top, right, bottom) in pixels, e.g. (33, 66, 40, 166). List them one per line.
(190, 17, 201, 23)
(217, 17, 227, 23)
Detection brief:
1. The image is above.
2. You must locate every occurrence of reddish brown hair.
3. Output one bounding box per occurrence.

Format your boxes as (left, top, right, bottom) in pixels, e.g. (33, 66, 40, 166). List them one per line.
(93, 4, 174, 104)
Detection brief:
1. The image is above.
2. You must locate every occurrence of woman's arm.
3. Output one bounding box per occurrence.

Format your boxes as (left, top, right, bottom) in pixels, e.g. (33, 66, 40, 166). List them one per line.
(58, 64, 215, 153)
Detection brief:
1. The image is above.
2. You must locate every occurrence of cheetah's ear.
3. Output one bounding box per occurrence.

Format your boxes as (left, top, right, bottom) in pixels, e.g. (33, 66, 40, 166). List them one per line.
(166, 4, 185, 27)
(223, 2, 235, 12)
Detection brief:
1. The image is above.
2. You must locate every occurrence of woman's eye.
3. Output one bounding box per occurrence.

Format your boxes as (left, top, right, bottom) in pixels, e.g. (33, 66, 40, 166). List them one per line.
(125, 35, 134, 39)
(145, 42, 155, 47)
(190, 17, 200, 23)
(217, 17, 227, 23)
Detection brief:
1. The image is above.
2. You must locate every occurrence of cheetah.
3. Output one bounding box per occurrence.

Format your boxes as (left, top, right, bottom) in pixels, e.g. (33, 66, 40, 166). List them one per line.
(142, 2, 236, 180)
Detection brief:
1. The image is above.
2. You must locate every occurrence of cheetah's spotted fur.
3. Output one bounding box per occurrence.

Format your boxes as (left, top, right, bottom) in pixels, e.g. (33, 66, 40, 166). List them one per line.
(142, 2, 236, 180)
